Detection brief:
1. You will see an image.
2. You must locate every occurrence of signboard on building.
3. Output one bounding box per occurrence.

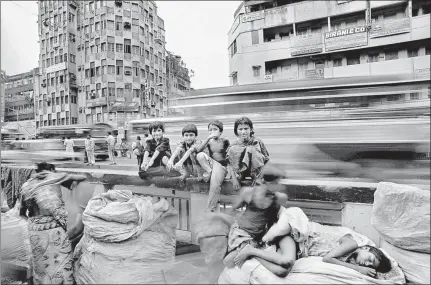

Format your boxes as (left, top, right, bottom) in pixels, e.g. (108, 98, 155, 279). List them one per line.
(110, 102, 139, 112)
(370, 18, 411, 38)
(291, 33, 323, 56)
(305, 68, 324, 79)
(241, 11, 264, 23)
(86, 97, 107, 108)
(324, 26, 367, 52)
(414, 68, 430, 79)
(264, 74, 273, 82)
(46, 62, 67, 74)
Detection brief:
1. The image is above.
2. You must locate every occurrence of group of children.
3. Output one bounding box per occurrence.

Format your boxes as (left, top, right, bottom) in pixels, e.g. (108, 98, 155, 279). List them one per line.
(136, 116, 286, 212)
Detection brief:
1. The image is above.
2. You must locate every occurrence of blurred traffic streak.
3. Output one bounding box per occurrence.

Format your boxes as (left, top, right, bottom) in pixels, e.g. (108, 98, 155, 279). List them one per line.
(1, 139, 84, 164)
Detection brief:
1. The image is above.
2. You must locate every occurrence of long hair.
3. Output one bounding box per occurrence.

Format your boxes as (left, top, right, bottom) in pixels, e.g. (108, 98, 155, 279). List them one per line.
(346, 245, 392, 273)
(234, 117, 255, 137)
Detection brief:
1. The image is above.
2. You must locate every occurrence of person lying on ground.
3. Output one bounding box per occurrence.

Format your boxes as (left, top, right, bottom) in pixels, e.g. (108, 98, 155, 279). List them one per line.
(223, 184, 288, 269)
(166, 124, 203, 182)
(234, 207, 392, 278)
(194, 120, 231, 212)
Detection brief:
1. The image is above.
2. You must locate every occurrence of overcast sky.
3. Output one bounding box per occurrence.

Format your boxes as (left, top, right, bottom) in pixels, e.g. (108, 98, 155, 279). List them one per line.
(1, 1, 240, 89)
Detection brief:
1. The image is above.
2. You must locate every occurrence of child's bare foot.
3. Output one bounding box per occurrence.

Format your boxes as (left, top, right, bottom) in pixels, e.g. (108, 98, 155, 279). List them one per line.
(234, 244, 253, 268)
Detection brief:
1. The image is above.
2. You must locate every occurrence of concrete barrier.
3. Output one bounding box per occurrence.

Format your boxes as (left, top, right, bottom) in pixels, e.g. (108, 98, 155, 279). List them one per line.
(1, 165, 379, 245)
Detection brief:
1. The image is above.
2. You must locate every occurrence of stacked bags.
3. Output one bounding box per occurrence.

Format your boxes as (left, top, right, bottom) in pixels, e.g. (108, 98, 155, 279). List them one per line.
(73, 190, 178, 284)
(372, 182, 430, 284)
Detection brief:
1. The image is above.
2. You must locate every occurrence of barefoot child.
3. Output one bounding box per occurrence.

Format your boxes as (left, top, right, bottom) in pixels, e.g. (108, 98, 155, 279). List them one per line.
(195, 120, 231, 212)
(223, 184, 287, 268)
(227, 116, 286, 190)
(141, 121, 172, 171)
(166, 124, 202, 181)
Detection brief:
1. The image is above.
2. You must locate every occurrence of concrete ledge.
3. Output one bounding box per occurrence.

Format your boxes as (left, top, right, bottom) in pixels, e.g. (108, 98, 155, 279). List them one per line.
(1, 165, 377, 204)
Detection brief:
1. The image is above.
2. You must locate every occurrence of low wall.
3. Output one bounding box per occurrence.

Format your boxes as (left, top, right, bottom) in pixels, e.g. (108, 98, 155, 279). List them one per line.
(1, 165, 380, 245)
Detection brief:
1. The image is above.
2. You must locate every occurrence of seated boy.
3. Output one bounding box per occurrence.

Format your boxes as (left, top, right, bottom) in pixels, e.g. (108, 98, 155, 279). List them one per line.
(195, 120, 230, 212)
(141, 121, 172, 172)
(223, 184, 288, 268)
(166, 124, 202, 181)
(227, 116, 286, 190)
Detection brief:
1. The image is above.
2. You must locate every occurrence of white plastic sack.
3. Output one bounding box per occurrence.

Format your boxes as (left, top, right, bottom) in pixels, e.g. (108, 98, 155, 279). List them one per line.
(73, 190, 178, 284)
(1, 207, 31, 269)
(371, 182, 430, 253)
(381, 239, 430, 284)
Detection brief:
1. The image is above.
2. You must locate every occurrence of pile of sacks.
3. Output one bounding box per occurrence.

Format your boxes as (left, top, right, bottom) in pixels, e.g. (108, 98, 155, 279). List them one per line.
(372, 182, 430, 284)
(73, 190, 178, 284)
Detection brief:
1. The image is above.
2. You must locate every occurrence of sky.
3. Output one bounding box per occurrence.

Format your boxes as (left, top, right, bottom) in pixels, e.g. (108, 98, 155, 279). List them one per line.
(1, 0, 241, 89)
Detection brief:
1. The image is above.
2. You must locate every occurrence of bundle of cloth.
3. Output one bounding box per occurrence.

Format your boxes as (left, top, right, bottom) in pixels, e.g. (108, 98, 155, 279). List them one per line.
(371, 182, 430, 284)
(73, 190, 178, 284)
(1, 206, 32, 270)
(197, 206, 406, 284)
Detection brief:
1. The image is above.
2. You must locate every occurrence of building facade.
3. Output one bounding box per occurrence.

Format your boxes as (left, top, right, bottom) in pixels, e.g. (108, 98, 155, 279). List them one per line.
(166, 52, 192, 116)
(3, 68, 38, 123)
(1, 70, 7, 124)
(36, 0, 171, 129)
(228, 0, 430, 97)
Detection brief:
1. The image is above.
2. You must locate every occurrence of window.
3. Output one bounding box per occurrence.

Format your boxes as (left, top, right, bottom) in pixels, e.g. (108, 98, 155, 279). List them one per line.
(132, 45, 140, 55)
(408, 49, 419, 58)
(116, 60, 123, 75)
(116, 43, 123, 53)
(108, 65, 115, 74)
(333, 58, 342, 67)
(108, 82, 115, 98)
(368, 53, 379, 63)
(252, 66, 261, 77)
(124, 39, 131, 54)
(124, 66, 132, 75)
(251, 30, 259, 45)
(70, 54, 76, 63)
(117, 88, 124, 98)
(410, 93, 420, 100)
(385, 50, 399, 61)
(115, 16, 122, 31)
(347, 55, 360, 65)
(230, 40, 237, 57)
(426, 47, 431, 55)
(232, 73, 238, 85)
(101, 42, 106, 52)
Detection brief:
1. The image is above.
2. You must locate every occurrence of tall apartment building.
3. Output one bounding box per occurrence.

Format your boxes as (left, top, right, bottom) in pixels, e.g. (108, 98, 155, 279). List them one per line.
(1, 70, 7, 124)
(228, 0, 430, 96)
(36, 0, 168, 129)
(2, 68, 38, 123)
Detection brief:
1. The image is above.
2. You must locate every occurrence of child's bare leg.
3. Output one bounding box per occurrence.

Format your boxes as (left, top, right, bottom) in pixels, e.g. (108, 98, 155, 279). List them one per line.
(196, 152, 213, 180)
(161, 156, 169, 166)
(206, 162, 227, 212)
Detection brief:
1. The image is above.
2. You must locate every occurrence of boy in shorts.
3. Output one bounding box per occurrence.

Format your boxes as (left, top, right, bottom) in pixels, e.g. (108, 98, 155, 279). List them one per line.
(141, 121, 171, 171)
(195, 120, 231, 212)
(166, 124, 202, 181)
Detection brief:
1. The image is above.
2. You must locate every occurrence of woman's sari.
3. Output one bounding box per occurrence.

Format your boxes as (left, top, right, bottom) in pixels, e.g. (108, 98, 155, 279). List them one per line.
(20, 171, 75, 285)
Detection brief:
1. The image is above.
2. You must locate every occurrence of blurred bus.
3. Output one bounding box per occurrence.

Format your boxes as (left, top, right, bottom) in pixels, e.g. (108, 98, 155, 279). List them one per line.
(128, 74, 430, 184)
(38, 123, 117, 161)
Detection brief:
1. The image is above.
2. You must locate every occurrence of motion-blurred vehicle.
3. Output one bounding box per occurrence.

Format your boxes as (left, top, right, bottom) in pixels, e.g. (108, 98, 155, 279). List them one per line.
(38, 123, 117, 162)
(1, 139, 85, 164)
(129, 74, 430, 185)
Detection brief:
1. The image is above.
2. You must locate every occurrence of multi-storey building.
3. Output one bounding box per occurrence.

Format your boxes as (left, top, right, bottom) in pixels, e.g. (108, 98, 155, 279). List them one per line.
(228, 0, 430, 96)
(36, 0, 169, 129)
(1, 70, 7, 124)
(2, 68, 38, 123)
(166, 52, 192, 116)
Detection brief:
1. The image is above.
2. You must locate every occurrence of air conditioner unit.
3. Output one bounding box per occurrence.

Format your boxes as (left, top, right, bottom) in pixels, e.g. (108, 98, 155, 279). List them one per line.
(124, 22, 131, 29)
(41, 83, 47, 87)
(124, 70, 132, 76)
